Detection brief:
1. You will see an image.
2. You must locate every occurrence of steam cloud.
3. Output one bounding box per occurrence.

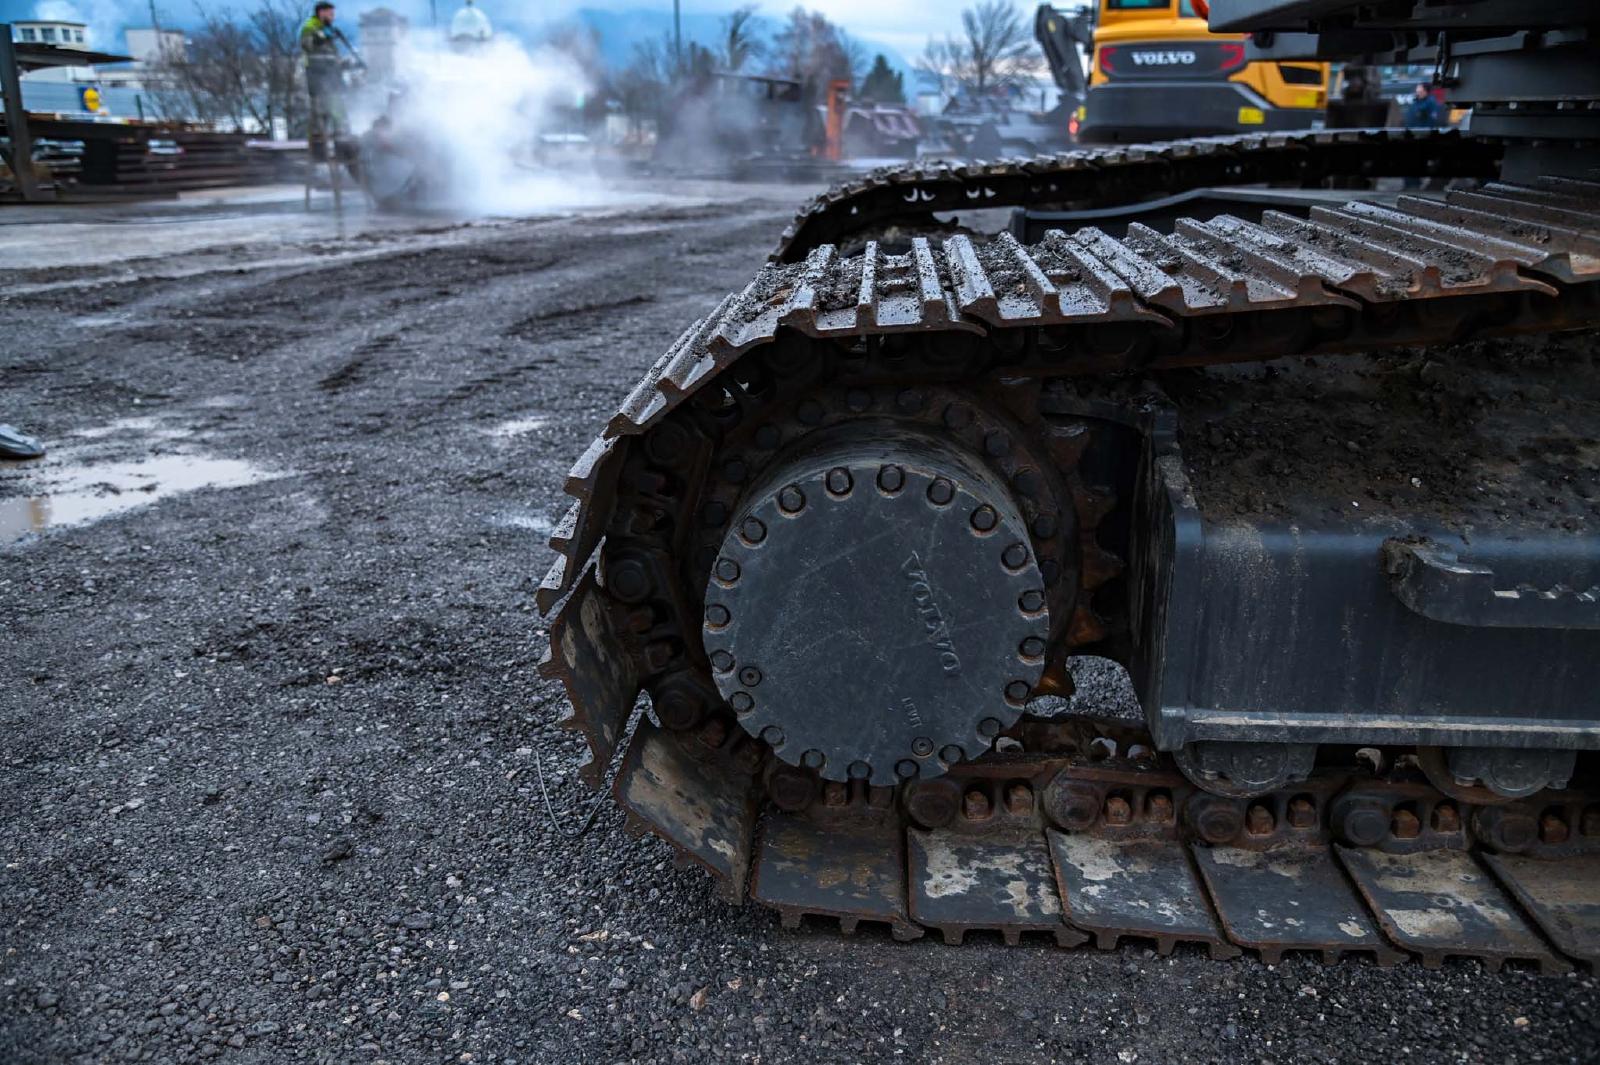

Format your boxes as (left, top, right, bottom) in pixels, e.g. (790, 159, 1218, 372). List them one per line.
(355, 32, 623, 216)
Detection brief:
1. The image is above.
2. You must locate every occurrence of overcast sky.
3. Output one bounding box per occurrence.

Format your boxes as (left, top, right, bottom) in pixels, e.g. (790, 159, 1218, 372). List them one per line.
(1, 0, 979, 58)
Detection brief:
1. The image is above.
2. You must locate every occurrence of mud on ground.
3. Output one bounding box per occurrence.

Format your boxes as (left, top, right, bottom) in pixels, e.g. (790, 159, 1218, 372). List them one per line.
(2, 189, 1597, 1065)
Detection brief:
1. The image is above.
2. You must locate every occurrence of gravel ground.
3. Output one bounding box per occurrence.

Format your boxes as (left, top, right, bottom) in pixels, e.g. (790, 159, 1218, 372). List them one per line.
(2, 186, 1597, 1065)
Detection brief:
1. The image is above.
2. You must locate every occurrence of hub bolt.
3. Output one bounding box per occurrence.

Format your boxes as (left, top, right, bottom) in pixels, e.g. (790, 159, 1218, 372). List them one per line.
(978, 717, 1002, 738)
(1002, 543, 1030, 570)
(896, 759, 919, 780)
(754, 425, 781, 450)
(728, 692, 754, 714)
(877, 465, 905, 493)
(971, 505, 998, 532)
(984, 430, 1012, 457)
(722, 459, 748, 483)
(609, 557, 653, 603)
(848, 760, 871, 781)
(714, 557, 741, 583)
(738, 666, 762, 687)
(939, 745, 964, 764)
(942, 402, 973, 429)
(825, 467, 853, 496)
(1019, 636, 1046, 659)
(759, 726, 785, 748)
(911, 737, 934, 757)
(710, 650, 735, 674)
(796, 399, 824, 425)
(1018, 590, 1046, 614)
(1104, 796, 1133, 826)
(801, 749, 825, 769)
(1332, 796, 1390, 848)
(895, 389, 924, 413)
(927, 478, 954, 506)
(963, 789, 992, 820)
(777, 485, 806, 514)
(1004, 681, 1031, 704)
(739, 518, 766, 544)
(705, 604, 730, 628)
(1032, 513, 1059, 539)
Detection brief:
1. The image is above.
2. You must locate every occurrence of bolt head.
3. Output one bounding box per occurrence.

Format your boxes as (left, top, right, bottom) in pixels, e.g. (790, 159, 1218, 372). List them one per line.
(739, 517, 767, 545)
(848, 760, 871, 780)
(825, 467, 853, 496)
(926, 478, 954, 506)
(777, 485, 806, 514)
(760, 725, 785, 747)
(896, 759, 919, 780)
(801, 749, 825, 769)
(1032, 513, 1059, 539)
(1018, 589, 1046, 614)
(1019, 636, 1046, 659)
(729, 692, 754, 713)
(895, 389, 924, 413)
(1005, 681, 1031, 704)
(845, 389, 872, 412)
(911, 737, 934, 757)
(939, 745, 963, 764)
(984, 430, 1011, 457)
(738, 666, 762, 687)
(970, 505, 998, 532)
(1002, 543, 1029, 570)
(710, 650, 735, 674)
(978, 717, 1002, 738)
(753, 425, 781, 450)
(722, 459, 748, 483)
(1012, 468, 1041, 497)
(942, 403, 973, 429)
(796, 399, 825, 425)
(714, 557, 741, 583)
(705, 604, 731, 628)
(877, 465, 905, 493)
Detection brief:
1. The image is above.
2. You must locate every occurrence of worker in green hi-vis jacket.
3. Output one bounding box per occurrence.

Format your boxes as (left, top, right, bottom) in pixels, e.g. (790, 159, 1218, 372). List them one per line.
(300, 2, 347, 146)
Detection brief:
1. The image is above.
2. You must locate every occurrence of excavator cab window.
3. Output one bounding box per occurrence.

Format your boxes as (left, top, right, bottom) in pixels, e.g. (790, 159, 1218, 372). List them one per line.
(1104, 0, 1202, 13)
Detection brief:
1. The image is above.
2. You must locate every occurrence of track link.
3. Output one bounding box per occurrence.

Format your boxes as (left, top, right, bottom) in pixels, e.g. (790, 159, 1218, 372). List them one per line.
(538, 134, 1600, 968)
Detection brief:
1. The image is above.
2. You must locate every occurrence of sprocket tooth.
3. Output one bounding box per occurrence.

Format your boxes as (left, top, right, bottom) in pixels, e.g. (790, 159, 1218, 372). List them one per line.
(544, 565, 640, 789)
(1080, 541, 1124, 590)
(614, 718, 759, 903)
(539, 437, 626, 615)
(1067, 605, 1108, 646)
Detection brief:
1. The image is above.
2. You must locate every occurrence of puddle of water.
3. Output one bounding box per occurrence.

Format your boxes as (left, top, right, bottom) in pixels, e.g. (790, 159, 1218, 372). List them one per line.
(487, 415, 549, 438)
(72, 416, 192, 442)
(490, 510, 554, 535)
(1, 453, 285, 545)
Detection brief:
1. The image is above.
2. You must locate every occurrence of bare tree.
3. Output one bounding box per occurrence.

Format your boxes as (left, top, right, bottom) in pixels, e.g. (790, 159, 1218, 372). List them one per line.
(768, 7, 855, 90)
(719, 5, 764, 73)
(145, 0, 307, 133)
(918, 0, 1038, 99)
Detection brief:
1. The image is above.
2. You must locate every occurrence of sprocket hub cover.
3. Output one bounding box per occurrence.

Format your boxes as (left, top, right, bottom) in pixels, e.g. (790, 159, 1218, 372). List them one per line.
(701, 422, 1049, 786)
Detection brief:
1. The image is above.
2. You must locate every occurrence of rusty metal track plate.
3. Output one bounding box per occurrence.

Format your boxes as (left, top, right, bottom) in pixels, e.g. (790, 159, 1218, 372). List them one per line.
(1191, 844, 1406, 965)
(613, 719, 758, 902)
(1336, 846, 1570, 973)
(907, 828, 1087, 946)
(1481, 853, 1600, 967)
(538, 566, 639, 787)
(751, 811, 922, 941)
(1047, 831, 1240, 958)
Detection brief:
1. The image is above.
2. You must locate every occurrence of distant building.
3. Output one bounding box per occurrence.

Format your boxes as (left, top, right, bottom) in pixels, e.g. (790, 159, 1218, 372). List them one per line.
(123, 28, 185, 66)
(359, 8, 408, 86)
(11, 20, 94, 84)
(449, 0, 492, 51)
(10, 19, 89, 49)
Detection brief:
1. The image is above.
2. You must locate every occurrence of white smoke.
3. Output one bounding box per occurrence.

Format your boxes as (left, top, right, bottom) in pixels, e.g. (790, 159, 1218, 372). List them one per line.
(357, 32, 619, 216)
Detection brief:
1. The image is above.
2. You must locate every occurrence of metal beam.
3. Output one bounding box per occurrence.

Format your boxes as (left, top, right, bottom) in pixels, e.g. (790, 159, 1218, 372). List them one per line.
(0, 24, 45, 202)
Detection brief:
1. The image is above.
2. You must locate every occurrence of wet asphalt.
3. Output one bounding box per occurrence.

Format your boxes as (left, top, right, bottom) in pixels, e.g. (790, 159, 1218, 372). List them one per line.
(1, 184, 1596, 1065)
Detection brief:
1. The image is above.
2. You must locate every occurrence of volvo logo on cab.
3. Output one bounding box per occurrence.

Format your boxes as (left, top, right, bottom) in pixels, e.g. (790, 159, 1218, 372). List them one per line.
(1131, 49, 1197, 65)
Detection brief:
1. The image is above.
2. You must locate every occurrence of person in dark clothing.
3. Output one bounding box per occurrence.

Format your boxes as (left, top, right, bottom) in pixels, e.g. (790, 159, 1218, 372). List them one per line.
(1402, 83, 1447, 188)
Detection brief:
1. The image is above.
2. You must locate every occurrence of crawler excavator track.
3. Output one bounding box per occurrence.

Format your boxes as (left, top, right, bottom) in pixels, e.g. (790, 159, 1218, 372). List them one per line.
(538, 128, 1600, 969)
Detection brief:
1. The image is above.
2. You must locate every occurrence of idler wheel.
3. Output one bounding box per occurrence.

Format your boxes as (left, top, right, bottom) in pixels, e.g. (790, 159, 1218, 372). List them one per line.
(702, 422, 1049, 787)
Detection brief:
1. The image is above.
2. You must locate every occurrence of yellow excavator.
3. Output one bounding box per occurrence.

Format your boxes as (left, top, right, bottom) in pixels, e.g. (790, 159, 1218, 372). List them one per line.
(1036, 1, 1327, 142)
